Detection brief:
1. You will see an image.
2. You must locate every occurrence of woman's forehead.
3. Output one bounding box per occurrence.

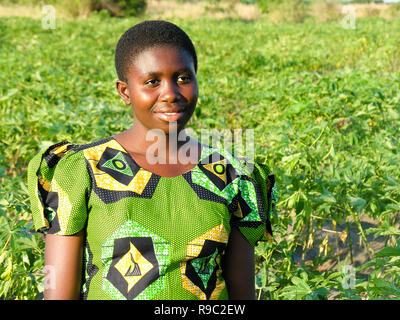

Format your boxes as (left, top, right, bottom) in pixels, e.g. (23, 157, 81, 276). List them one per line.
(129, 45, 195, 76)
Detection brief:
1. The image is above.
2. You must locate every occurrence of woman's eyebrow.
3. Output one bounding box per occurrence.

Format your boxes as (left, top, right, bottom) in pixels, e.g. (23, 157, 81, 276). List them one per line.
(142, 68, 193, 77)
(142, 71, 160, 77)
(175, 68, 194, 74)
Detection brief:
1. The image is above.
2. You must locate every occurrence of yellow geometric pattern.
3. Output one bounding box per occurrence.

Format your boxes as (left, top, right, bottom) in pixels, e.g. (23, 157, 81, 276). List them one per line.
(232, 202, 244, 219)
(83, 140, 152, 194)
(185, 224, 229, 257)
(180, 224, 228, 300)
(129, 169, 153, 194)
(50, 144, 70, 157)
(114, 242, 154, 294)
(38, 177, 51, 192)
(202, 159, 228, 185)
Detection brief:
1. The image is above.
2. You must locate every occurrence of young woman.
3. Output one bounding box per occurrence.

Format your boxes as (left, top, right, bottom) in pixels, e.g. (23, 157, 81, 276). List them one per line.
(28, 20, 277, 300)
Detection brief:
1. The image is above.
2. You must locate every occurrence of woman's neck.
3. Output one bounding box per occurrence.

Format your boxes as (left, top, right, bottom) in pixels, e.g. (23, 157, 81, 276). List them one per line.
(114, 125, 201, 167)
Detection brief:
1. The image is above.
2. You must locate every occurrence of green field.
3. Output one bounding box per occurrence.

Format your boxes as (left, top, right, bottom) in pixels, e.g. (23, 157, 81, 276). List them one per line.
(0, 11, 400, 299)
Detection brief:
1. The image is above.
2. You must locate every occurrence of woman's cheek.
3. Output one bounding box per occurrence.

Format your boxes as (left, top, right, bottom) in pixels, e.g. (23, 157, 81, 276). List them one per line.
(131, 89, 158, 111)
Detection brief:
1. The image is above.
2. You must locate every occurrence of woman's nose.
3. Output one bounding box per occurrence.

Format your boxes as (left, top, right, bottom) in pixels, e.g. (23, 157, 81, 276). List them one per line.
(159, 80, 181, 103)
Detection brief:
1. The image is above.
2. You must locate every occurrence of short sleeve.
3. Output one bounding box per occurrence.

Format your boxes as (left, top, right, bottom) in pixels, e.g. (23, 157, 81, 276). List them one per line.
(229, 161, 277, 246)
(27, 141, 91, 235)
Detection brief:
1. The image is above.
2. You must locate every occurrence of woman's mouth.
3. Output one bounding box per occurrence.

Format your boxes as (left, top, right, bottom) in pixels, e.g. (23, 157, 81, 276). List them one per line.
(155, 111, 184, 122)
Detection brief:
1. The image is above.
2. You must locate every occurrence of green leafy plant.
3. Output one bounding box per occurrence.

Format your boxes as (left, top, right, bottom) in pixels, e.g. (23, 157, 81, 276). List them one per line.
(0, 191, 44, 299)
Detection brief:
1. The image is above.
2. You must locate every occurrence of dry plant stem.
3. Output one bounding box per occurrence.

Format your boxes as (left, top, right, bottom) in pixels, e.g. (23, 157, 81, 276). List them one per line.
(334, 222, 339, 252)
(257, 288, 262, 300)
(1, 234, 11, 252)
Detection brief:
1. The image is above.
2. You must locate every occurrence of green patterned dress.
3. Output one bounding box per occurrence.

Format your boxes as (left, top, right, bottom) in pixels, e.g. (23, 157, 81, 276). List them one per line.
(28, 137, 277, 300)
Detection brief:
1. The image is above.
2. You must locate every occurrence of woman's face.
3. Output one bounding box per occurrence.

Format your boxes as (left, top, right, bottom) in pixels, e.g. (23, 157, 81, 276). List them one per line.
(116, 45, 198, 135)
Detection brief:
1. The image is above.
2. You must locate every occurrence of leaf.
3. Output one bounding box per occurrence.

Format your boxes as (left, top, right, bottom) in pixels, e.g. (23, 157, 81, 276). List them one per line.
(307, 287, 330, 299)
(0, 279, 12, 298)
(371, 278, 400, 298)
(320, 190, 336, 204)
(22, 252, 30, 266)
(262, 285, 278, 292)
(19, 181, 29, 196)
(286, 276, 312, 299)
(375, 247, 400, 258)
(291, 276, 303, 286)
(16, 237, 37, 251)
(281, 152, 301, 164)
(322, 144, 335, 161)
(0, 256, 13, 280)
(348, 196, 366, 213)
(0, 251, 8, 266)
(366, 223, 400, 238)
(0, 88, 18, 102)
(255, 269, 267, 289)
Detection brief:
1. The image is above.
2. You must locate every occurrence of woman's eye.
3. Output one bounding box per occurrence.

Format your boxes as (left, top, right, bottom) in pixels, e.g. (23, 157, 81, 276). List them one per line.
(145, 79, 159, 86)
(178, 75, 191, 83)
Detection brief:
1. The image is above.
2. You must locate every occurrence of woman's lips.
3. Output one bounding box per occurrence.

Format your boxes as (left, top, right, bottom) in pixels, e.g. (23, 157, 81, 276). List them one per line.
(154, 111, 184, 122)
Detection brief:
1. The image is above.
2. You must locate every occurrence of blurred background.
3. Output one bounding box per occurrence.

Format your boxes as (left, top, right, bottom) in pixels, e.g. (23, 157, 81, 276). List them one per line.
(1, 0, 400, 21)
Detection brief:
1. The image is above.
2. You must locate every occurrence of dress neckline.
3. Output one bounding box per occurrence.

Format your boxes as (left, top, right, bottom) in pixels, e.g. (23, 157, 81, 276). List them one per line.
(110, 137, 207, 179)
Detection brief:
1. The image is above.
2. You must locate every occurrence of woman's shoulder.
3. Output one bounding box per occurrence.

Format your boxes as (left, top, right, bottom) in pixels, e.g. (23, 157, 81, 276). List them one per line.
(28, 137, 116, 178)
(31, 137, 113, 161)
(201, 144, 265, 178)
(28, 141, 77, 176)
(202, 144, 277, 245)
(72, 137, 114, 152)
(27, 139, 104, 235)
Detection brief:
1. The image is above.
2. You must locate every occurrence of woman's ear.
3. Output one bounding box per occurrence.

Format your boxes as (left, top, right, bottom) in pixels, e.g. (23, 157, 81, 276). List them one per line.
(116, 80, 131, 105)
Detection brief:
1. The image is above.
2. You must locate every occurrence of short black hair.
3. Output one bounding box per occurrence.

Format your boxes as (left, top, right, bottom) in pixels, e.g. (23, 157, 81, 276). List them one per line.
(115, 20, 198, 83)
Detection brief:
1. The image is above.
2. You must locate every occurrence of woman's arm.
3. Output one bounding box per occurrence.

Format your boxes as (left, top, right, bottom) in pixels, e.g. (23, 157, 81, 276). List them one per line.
(43, 230, 84, 300)
(221, 226, 255, 300)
